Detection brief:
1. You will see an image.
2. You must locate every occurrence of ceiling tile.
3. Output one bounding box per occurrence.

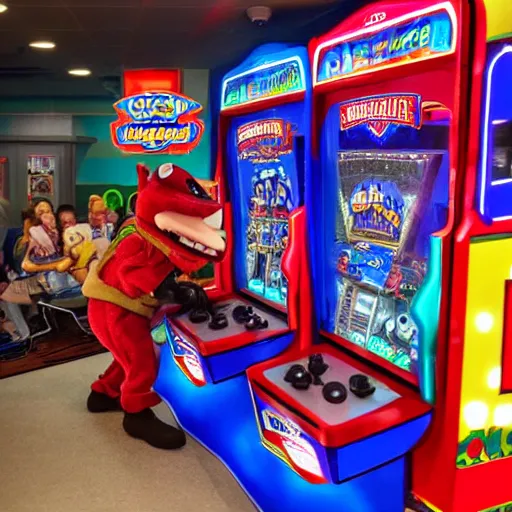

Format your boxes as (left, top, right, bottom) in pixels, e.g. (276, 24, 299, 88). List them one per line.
(69, 7, 142, 30)
(0, 7, 82, 31)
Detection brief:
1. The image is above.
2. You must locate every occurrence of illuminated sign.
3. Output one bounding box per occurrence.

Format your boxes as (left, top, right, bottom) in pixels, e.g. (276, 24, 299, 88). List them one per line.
(222, 57, 306, 110)
(262, 410, 301, 439)
(111, 92, 204, 154)
(237, 119, 294, 160)
(166, 321, 208, 387)
(314, 4, 456, 85)
(340, 94, 422, 138)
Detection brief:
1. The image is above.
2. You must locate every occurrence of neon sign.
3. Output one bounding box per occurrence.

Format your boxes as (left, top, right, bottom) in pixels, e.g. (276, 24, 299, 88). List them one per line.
(237, 119, 294, 160)
(314, 4, 456, 85)
(111, 92, 204, 154)
(222, 57, 306, 110)
(340, 94, 422, 138)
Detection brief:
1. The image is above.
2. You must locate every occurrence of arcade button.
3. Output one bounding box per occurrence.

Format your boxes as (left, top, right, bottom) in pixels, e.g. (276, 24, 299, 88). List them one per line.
(349, 374, 376, 398)
(208, 313, 228, 330)
(308, 353, 329, 386)
(284, 364, 312, 390)
(232, 305, 254, 324)
(189, 309, 209, 324)
(245, 314, 269, 331)
(322, 382, 347, 404)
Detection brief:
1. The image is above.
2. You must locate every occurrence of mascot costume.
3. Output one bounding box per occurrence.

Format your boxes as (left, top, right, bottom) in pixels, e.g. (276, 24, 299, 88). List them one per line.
(82, 163, 225, 450)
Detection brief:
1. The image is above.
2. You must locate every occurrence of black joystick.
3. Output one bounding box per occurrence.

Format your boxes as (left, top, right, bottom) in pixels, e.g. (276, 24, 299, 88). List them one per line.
(233, 305, 253, 324)
(245, 314, 269, 331)
(308, 353, 329, 386)
(208, 312, 228, 330)
(349, 374, 376, 398)
(284, 364, 312, 390)
(189, 310, 209, 324)
(322, 382, 347, 404)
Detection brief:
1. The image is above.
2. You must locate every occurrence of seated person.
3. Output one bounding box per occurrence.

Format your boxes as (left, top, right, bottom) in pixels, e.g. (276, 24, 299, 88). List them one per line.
(88, 195, 108, 239)
(56, 204, 77, 232)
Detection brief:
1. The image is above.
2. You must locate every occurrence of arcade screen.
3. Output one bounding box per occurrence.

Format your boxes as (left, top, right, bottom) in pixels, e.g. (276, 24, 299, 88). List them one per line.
(320, 98, 450, 374)
(229, 103, 303, 307)
(491, 121, 512, 181)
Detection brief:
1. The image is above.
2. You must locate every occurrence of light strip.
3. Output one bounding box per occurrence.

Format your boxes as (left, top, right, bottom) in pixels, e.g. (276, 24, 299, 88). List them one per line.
(492, 178, 512, 185)
(479, 46, 512, 217)
(221, 56, 306, 111)
(312, 2, 458, 87)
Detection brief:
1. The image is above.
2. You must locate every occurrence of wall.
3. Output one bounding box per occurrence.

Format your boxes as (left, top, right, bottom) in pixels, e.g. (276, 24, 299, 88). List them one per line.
(0, 69, 212, 215)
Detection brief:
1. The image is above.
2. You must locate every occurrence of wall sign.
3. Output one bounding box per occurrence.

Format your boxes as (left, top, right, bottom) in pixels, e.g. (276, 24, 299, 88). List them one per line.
(314, 5, 455, 85)
(340, 94, 422, 138)
(222, 57, 306, 110)
(110, 91, 204, 154)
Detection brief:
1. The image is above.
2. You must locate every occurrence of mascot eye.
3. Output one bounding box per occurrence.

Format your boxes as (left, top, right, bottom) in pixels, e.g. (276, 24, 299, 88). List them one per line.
(186, 179, 211, 200)
(158, 164, 174, 179)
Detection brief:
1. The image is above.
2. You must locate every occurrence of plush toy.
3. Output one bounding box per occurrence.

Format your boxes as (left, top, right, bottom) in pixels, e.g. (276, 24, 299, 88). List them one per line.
(61, 223, 98, 284)
(82, 163, 225, 450)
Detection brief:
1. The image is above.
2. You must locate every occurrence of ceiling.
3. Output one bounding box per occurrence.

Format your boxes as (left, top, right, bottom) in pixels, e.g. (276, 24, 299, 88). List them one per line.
(0, 0, 367, 97)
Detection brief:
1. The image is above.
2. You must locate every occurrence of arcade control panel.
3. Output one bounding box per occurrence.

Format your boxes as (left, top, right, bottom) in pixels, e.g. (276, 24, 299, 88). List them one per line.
(165, 297, 293, 386)
(247, 344, 431, 484)
(171, 298, 288, 353)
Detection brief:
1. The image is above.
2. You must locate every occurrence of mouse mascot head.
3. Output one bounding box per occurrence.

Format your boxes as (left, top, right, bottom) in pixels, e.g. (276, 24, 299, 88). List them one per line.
(135, 163, 225, 274)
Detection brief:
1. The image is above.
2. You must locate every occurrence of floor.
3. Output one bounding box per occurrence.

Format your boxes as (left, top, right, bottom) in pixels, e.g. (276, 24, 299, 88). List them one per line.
(0, 312, 106, 379)
(0, 352, 255, 512)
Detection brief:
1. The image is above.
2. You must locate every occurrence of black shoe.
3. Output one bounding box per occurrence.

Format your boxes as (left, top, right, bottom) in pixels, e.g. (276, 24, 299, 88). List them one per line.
(87, 390, 122, 413)
(123, 409, 187, 450)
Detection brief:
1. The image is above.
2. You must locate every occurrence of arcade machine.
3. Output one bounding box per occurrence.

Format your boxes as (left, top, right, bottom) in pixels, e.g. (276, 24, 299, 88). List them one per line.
(157, 45, 311, 390)
(247, 1, 469, 510)
(411, 1, 512, 511)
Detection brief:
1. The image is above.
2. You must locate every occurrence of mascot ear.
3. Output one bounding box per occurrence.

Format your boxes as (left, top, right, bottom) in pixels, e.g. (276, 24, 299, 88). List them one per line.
(137, 164, 150, 193)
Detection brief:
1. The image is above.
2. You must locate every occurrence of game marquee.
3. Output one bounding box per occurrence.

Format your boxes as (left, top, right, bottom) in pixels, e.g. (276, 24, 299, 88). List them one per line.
(340, 94, 422, 138)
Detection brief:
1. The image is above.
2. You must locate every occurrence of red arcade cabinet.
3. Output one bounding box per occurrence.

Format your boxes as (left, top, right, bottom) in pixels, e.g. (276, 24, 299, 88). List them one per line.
(247, 1, 471, 509)
(162, 44, 313, 387)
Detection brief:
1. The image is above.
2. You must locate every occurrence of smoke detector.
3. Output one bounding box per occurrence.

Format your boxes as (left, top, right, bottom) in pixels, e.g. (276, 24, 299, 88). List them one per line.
(246, 6, 272, 26)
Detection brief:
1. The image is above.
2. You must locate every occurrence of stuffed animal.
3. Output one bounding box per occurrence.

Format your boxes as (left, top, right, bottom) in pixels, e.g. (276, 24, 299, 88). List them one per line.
(61, 223, 98, 284)
(82, 163, 225, 450)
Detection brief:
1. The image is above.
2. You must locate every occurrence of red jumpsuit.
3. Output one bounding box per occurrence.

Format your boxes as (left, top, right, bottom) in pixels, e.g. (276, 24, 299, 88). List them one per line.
(88, 233, 174, 413)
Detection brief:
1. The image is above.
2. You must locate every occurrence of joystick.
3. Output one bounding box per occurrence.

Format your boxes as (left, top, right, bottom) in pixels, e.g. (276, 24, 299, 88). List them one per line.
(349, 374, 376, 398)
(245, 314, 269, 331)
(233, 305, 253, 324)
(208, 312, 228, 330)
(189, 310, 209, 324)
(322, 382, 347, 404)
(284, 364, 312, 390)
(308, 354, 329, 385)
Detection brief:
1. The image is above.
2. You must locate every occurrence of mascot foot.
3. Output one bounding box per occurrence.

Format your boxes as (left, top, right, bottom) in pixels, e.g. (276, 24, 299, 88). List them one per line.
(87, 391, 122, 413)
(123, 409, 187, 450)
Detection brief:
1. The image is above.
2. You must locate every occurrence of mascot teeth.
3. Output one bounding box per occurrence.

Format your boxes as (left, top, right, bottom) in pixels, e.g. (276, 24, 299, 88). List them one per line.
(179, 236, 195, 248)
(204, 210, 223, 230)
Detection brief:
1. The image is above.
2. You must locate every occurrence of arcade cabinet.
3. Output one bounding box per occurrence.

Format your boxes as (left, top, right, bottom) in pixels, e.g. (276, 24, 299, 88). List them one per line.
(247, 1, 465, 509)
(411, 1, 512, 511)
(157, 44, 312, 387)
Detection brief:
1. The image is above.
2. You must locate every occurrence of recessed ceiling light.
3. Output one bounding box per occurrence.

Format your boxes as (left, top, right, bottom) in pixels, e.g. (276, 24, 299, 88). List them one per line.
(29, 41, 56, 50)
(68, 68, 91, 77)
(0, 3, 8, 14)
